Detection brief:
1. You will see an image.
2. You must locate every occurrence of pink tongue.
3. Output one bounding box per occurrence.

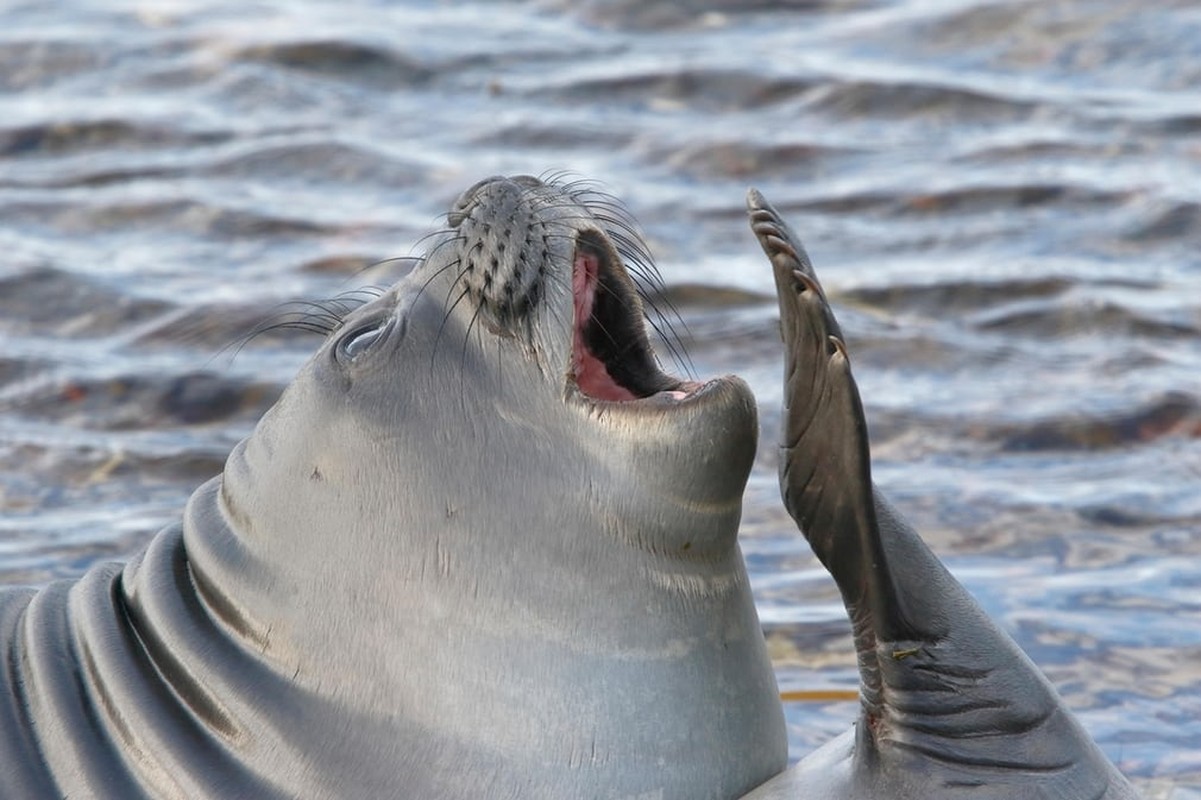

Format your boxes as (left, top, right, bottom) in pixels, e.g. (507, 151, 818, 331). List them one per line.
(572, 251, 638, 402)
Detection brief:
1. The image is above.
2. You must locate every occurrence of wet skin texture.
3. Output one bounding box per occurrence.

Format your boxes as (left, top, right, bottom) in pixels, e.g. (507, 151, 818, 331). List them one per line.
(739, 190, 1140, 800)
(0, 176, 1138, 799)
(0, 176, 786, 800)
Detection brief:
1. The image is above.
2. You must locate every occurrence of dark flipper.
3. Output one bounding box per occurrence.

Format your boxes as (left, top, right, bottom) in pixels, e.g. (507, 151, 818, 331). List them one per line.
(747, 189, 898, 714)
(745, 189, 1138, 798)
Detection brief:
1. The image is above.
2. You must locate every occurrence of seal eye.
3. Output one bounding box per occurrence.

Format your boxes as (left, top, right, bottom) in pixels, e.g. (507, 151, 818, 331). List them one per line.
(338, 320, 390, 360)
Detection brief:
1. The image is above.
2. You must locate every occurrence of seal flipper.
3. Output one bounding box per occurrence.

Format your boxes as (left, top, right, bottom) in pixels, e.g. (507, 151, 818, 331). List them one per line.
(743, 189, 1139, 799)
(746, 189, 904, 717)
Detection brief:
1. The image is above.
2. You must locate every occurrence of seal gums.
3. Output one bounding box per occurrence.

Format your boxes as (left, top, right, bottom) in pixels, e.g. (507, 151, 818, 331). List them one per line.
(570, 233, 685, 402)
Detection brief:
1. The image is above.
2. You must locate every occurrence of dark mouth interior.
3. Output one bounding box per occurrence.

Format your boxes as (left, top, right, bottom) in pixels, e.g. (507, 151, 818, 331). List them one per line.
(571, 232, 684, 402)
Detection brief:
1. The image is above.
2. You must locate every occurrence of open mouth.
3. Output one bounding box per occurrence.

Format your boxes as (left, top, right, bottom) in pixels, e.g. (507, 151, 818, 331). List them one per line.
(569, 231, 701, 403)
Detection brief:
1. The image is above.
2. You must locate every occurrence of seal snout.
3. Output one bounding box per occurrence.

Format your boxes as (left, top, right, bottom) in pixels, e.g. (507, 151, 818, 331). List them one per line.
(447, 177, 551, 332)
(444, 175, 707, 407)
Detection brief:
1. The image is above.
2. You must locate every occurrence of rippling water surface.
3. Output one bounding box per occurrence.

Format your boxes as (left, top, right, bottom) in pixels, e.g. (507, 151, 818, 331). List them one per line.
(1, 1, 1199, 794)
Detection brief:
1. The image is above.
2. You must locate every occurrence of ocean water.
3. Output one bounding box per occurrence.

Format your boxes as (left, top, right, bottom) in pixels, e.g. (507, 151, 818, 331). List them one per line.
(0, 0, 1198, 794)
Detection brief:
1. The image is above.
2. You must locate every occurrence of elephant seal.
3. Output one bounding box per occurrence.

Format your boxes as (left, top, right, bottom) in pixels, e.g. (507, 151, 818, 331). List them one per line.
(0, 175, 787, 799)
(739, 190, 1140, 799)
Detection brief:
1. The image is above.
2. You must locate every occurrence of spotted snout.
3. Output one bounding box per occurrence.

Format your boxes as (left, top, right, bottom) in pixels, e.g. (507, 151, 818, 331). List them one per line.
(447, 176, 556, 333)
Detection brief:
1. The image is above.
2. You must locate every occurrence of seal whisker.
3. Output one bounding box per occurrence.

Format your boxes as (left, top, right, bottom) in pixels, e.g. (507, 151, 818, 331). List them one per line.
(629, 295, 694, 379)
(538, 168, 588, 190)
(223, 290, 386, 364)
(365, 255, 421, 271)
(438, 244, 482, 313)
(406, 231, 466, 303)
(537, 226, 694, 379)
(622, 276, 695, 378)
(408, 225, 459, 256)
(432, 281, 474, 373)
(600, 240, 695, 377)
(411, 254, 464, 312)
(495, 327, 504, 398)
(221, 319, 314, 364)
(343, 256, 424, 284)
(539, 270, 574, 346)
(460, 298, 488, 410)
(419, 232, 466, 272)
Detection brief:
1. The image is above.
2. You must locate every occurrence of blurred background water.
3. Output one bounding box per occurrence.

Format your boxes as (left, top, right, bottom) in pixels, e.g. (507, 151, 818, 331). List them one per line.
(0, 0, 1198, 795)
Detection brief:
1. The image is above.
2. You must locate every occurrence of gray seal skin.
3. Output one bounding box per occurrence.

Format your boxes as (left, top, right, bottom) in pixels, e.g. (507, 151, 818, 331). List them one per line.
(738, 190, 1140, 800)
(0, 175, 787, 799)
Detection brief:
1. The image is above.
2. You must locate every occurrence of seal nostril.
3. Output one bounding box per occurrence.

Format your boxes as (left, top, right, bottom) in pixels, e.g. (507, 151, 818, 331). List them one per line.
(447, 199, 477, 229)
(448, 175, 510, 227)
(509, 175, 545, 189)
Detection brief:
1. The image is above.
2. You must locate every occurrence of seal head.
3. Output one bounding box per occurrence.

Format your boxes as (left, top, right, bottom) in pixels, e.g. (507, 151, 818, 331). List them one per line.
(0, 176, 786, 800)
